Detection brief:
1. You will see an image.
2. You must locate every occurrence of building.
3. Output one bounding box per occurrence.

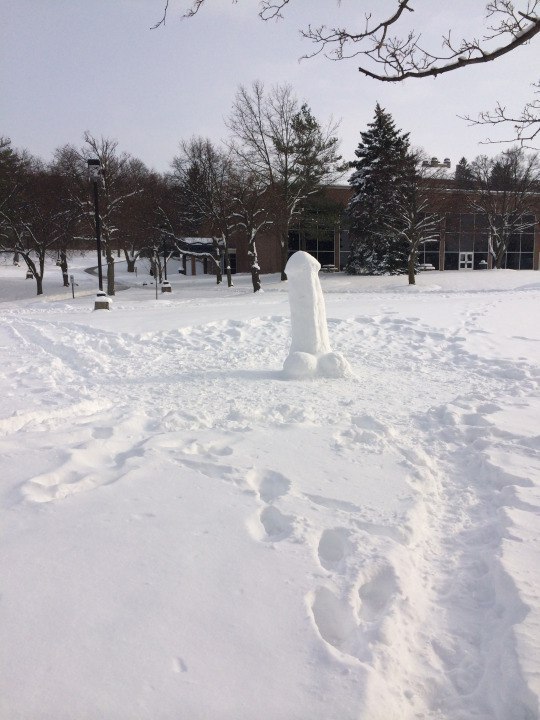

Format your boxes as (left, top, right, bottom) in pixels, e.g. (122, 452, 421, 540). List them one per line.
(228, 180, 540, 274)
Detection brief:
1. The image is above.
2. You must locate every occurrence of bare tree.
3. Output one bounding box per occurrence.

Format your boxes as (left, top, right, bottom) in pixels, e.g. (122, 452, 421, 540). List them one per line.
(384, 154, 442, 285)
(54, 133, 144, 295)
(0, 169, 77, 295)
(168, 141, 271, 290)
(170, 233, 224, 284)
(231, 170, 272, 292)
(171, 138, 239, 287)
(469, 146, 540, 267)
(121, 166, 169, 273)
(227, 82, 343, 280)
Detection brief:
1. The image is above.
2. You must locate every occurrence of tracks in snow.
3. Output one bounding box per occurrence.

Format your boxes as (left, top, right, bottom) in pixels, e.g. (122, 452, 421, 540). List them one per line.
(1, 303, 539, 718)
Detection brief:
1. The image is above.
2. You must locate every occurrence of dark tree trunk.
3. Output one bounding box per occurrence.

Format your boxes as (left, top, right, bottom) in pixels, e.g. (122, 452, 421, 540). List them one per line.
(224, 247, 233, 287)
(60, 248, 69, 287)
(251, 266, 261, 292)
(280, 237, 288, 281)
(20, 254, 42, 295)
(215, 263, 223, 284)
(212, 240, 223, 285)
(124, 249, 136, 273)
(494, 240, 506, 268)
(106, 253, 115, 296)
(249, 239, 261, 292)
(408, 252, 416, 285)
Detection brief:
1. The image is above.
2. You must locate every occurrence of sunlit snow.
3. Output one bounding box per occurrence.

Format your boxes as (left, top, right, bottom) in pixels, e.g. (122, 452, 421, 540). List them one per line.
(0, 254, 539, 720)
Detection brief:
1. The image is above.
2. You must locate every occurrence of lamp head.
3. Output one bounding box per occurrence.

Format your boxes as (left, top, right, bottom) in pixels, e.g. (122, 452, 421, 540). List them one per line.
(87, 158, 101, 180)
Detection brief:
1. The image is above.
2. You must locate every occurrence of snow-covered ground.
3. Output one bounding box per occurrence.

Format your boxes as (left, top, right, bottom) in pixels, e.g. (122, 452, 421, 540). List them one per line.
(1, 255, 539, 720)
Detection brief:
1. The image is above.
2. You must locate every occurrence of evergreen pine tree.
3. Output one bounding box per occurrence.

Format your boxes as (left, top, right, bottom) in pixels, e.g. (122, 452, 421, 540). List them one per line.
(346, 104, 412, 275)
(454, 157, 475, 189)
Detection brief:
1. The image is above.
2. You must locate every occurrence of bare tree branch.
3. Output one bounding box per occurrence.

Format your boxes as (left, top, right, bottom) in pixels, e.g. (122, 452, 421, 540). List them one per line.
(172, 1, 539, 80)
(462, 80, 540, 148)
(300, 1, 540, 80)
(160, 1, 539, 147)
(150, 0, 170, 29)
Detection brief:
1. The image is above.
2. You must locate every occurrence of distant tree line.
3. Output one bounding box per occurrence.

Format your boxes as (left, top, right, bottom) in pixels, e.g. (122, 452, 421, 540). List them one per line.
(3, 90, 538, 297)
(0, 82, 343, 296)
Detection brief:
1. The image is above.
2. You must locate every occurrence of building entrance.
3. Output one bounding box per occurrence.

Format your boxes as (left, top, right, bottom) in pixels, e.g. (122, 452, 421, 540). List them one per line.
(459, 252, 474, 269)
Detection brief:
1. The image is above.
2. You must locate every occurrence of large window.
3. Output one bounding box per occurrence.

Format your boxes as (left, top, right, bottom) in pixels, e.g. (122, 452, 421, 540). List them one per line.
(422, 251, 440, 268)
(289, 230, 301, 253)
(444, 252, 459, 270)
(339, 230, 351, 269)
(521, 254, 534, 269)
(444, 212, 536, 270)
(289, 212, 338, 268)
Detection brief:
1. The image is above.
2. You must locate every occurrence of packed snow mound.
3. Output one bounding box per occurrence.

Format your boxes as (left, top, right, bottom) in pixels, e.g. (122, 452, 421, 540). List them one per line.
(283, 251, 351, 379)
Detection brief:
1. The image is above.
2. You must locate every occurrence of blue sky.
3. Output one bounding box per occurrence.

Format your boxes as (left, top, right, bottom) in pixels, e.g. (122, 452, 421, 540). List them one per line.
(1, 0, 538, 172)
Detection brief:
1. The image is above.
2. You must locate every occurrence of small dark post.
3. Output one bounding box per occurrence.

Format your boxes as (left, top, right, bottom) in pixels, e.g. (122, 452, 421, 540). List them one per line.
(87, 159, 103, 292)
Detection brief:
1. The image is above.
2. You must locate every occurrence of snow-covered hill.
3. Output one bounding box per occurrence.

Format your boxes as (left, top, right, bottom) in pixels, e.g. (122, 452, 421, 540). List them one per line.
(1, 258, 539, 719)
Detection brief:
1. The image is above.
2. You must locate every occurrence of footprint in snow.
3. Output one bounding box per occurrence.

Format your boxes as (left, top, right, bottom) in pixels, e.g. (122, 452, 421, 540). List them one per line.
(260, 506, 294, 540)
(246, 468, 291, 503)
(309, 561, 399, 659)
(357, 564, 398, 622)
(244, 468, 296, 542)
(22, 470, 100, 504)
(309, 587, 372, 662)
(317, 528, 352, 572)
(247, 505, 295, 542)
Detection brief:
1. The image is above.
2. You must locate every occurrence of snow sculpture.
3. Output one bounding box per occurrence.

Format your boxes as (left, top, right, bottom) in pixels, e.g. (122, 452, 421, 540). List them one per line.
(283, 251, 350, 379)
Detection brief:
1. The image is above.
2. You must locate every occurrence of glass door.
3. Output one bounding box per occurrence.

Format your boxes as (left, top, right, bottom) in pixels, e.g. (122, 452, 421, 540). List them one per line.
(459, 252, 473, 269)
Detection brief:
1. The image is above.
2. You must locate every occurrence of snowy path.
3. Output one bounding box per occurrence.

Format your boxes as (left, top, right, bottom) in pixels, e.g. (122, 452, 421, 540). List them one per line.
(0, 274, 539, 719)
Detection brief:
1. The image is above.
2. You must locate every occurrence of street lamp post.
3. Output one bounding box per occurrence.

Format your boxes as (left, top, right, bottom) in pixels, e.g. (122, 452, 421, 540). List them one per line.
(87, 159, 103, 292)
(160, 225, 172, 293)
(163, 242, 168, 281)
(160, 225, 168, 281)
